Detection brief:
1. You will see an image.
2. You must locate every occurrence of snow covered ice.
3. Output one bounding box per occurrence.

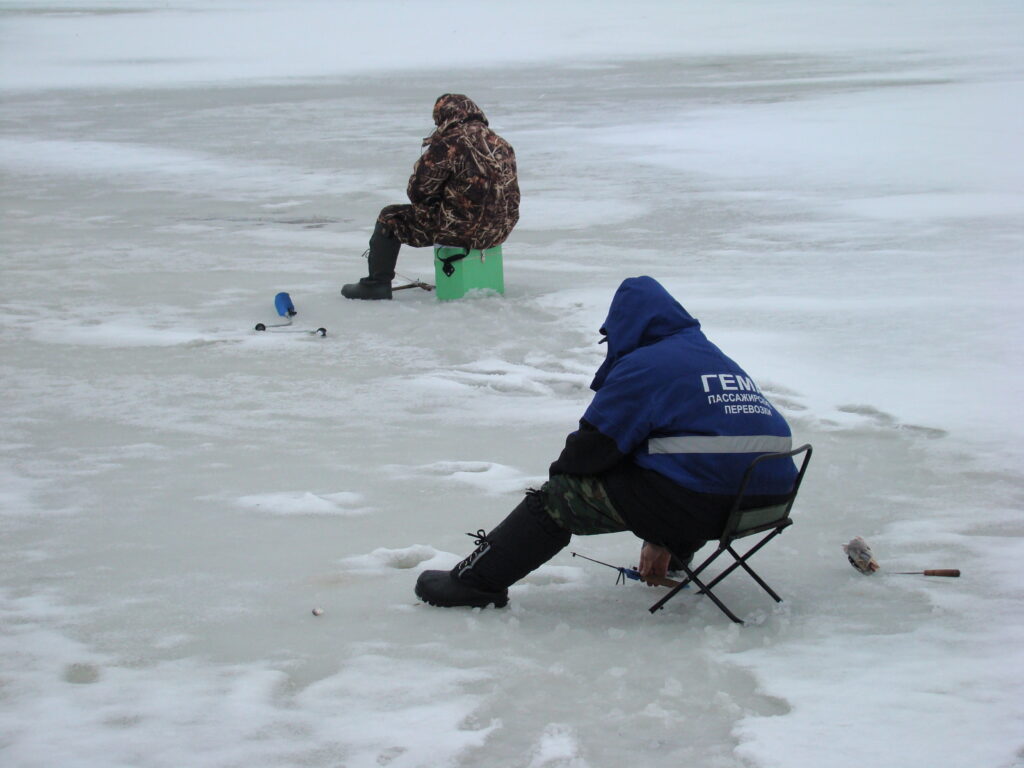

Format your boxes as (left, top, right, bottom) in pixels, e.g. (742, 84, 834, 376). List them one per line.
(1, 1, 1023, 766)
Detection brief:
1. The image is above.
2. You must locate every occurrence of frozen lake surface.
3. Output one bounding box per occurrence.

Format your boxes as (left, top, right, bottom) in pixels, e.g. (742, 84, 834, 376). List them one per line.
(1, 2, 1023, 767)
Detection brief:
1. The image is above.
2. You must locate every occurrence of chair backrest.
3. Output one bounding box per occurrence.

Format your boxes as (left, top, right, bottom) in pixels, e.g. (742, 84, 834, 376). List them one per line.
(719, 444, 813, 546)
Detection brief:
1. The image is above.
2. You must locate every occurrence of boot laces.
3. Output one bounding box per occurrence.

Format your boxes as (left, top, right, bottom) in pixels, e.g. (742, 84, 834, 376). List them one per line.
(455, 529, 491, 576)
(467, 529, 489, 546)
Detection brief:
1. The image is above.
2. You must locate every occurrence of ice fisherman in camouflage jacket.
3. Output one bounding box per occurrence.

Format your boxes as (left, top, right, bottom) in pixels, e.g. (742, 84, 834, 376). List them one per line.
(341, 94, 520, 300)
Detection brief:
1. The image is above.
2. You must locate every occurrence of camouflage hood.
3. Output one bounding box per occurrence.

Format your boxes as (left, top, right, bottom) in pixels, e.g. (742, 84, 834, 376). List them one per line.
(425, 94, 489, 145)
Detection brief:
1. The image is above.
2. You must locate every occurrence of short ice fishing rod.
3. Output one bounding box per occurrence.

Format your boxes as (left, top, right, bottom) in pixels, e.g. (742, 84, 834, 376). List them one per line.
(571, 552, 681, 589)
(254, 292, 327, 336)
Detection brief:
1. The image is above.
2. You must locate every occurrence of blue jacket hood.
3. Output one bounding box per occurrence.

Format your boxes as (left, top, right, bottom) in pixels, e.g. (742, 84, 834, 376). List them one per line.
(591, 276, 700, 391)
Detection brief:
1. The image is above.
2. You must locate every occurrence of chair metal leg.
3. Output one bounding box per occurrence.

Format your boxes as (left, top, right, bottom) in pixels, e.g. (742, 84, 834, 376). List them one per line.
(648, 564, 744, 623)
(728, 545, 784, 603)
(648, 578, 688, 614)
(648, 547, 721, 612)
(683, 567, 744, 623)
(649, 528, 788, 621)
(648, 548, 745, 623)
(699, 528, 782, 595)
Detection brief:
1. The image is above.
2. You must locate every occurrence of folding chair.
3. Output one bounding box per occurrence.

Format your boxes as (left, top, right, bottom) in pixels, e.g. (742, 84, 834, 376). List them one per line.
(649, 444, 813, 624)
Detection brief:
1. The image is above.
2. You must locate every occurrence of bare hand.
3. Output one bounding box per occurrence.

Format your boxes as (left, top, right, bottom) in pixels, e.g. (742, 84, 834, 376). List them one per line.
(638, 542, 672, 586)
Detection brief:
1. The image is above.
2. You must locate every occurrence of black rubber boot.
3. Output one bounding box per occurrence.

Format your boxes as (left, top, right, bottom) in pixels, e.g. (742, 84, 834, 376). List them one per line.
(341, 221, 401, 300)
(415, 492, 571, 608)
(340, 277, 392, 300)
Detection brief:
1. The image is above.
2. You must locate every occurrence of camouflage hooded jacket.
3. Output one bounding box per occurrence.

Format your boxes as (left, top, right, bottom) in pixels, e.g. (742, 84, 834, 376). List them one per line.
(404, 94, 520, 250)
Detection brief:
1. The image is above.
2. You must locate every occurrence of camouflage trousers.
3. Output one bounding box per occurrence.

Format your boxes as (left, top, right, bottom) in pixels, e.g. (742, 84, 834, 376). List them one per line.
(377, 203, 438, 248)
(537, 475, 632, 536)
(377, 203, 508, 251)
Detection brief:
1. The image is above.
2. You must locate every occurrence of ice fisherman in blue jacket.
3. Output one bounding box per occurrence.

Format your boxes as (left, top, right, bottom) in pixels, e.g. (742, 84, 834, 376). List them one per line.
(416, 276, 797, 609)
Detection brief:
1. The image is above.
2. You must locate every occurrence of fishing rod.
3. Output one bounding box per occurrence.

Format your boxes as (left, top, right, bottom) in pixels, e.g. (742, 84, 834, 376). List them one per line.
(571, 552, 682, 589)
(357, 249, 434, 292)
(254, 292, 327, 336)
(392, 278, 434, 292)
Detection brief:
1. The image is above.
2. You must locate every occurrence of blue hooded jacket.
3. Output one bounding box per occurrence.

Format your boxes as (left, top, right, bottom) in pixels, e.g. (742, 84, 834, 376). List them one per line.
(582, 277, 796, 496)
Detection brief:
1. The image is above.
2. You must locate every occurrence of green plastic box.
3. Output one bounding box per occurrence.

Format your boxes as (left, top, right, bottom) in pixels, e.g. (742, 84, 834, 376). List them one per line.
(433, 245, 505, 300)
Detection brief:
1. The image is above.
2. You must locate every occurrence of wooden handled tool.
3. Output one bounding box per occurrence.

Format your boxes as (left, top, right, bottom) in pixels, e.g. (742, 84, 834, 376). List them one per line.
(844, 538, 960, 578)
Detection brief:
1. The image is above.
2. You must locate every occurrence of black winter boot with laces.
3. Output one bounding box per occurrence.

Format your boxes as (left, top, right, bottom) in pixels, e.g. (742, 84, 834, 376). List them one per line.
(341, 222, 401, 300)
(415, 492, 571, 608)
